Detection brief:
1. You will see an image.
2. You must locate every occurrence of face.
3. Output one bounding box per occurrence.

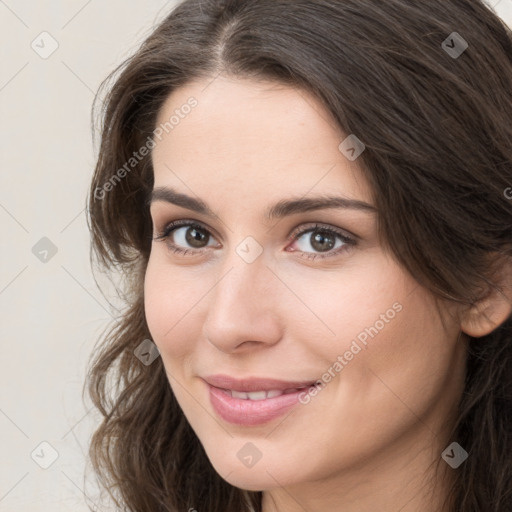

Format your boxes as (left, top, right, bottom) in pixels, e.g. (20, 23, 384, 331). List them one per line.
(144, 75, 466, 494)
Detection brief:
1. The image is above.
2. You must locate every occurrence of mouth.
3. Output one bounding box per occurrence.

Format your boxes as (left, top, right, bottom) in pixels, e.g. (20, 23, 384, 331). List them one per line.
(202, 374, 317, 426)
(217, 387, 309, 400)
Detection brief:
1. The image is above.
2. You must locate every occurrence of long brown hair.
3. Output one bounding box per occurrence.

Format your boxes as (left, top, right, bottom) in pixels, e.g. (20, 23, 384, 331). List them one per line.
(85, 0, 512, 510)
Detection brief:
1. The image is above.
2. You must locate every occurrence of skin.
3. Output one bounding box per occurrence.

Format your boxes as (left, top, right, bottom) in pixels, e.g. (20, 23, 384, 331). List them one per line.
(144, 75, 469, 512)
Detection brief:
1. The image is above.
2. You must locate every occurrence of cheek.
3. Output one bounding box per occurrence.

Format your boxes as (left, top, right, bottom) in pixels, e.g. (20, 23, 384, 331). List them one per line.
(143, 256, 206, 358)
(294, 258, 455, 400)
(331, 284, 461, 430)
(283, 257, 408, 351)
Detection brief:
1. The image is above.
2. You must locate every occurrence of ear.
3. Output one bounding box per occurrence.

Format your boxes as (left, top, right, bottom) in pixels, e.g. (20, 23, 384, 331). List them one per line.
(459, 255, 512, 338)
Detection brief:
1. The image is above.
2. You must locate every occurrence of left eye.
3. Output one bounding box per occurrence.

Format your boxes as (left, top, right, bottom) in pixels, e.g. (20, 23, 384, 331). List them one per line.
(288, 225, 355, 259)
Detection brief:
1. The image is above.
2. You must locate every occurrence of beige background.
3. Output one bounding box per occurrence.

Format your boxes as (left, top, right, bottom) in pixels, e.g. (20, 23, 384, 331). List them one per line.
(1, 1, 511, 510)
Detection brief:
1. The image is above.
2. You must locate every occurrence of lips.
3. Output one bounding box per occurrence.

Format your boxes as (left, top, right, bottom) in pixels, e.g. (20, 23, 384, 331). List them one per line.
(203, 374, 317, 425)
(229, 388, 304, 400)
(202, 374, 316, 393)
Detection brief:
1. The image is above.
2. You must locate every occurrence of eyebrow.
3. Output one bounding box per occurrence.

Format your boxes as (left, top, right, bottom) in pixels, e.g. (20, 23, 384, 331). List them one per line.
(148, 186, 377, 220)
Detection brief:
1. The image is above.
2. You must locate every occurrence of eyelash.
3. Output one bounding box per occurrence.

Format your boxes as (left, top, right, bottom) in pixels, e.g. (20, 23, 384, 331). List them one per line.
(152, 220, 357, 260)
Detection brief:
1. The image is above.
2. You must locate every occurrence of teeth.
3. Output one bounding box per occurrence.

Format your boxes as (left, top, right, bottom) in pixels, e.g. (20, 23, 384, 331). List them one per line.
(229, 388, 305, 400)
(231, 390, 249, 399)
(224, 386, 314, 401)
(246, 391, 267, 401)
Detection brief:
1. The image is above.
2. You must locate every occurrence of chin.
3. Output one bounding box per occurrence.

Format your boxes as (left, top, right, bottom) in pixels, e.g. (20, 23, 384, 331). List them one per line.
(210, 455, 300, 492)
(221, 471, 273, 492)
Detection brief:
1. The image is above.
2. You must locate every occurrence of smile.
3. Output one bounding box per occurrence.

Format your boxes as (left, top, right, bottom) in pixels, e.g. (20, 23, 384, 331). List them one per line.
(220, 387, 308, 400)
(202, 375, 317, 425)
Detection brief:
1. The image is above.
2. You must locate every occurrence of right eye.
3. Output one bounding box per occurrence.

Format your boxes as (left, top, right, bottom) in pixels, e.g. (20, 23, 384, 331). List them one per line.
(153, 220, 221, 255)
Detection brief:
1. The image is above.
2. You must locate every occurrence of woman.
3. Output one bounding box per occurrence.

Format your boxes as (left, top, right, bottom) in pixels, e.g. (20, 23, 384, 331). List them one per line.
(86, 0, 512, 510)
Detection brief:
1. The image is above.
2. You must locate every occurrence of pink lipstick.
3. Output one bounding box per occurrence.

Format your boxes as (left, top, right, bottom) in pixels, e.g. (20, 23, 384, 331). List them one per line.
(203, 374, 316, 426)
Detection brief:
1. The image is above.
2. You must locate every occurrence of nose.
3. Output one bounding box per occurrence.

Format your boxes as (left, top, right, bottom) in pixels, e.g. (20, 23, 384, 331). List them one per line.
(201, 250, 283, 354)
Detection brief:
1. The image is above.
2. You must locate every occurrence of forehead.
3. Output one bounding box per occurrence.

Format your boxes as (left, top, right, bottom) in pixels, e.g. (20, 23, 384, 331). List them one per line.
(151, 75, 372, 207)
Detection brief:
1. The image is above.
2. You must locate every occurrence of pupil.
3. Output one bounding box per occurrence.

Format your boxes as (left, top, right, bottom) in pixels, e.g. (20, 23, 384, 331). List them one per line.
(312, 231, 335, 252)
(186, 227, 208, 248)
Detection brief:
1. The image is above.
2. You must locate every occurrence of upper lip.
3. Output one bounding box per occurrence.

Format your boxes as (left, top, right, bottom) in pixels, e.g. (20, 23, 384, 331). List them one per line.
(202, 374, 316, 392)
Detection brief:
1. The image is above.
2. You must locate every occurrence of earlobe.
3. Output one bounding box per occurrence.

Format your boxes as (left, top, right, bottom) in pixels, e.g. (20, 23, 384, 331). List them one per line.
(460, 295, 512, 338)
(459, 257, 512, 338)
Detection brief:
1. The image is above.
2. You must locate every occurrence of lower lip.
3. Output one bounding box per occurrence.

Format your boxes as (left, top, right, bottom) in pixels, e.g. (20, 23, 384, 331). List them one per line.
(207, 383, 311, 426)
